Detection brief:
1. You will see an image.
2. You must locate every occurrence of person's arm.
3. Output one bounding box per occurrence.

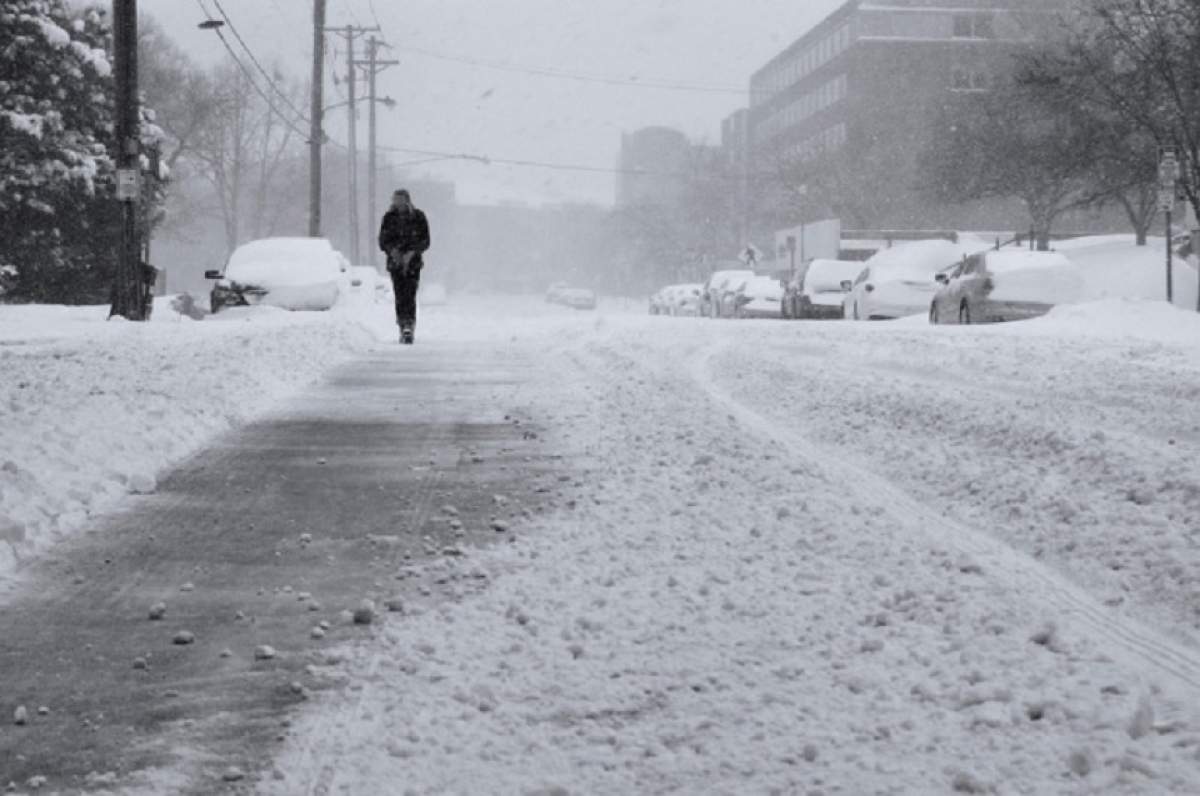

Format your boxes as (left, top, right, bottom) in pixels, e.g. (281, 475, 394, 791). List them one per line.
(378, 214, 392, 253)
(416, 211, 431, 253)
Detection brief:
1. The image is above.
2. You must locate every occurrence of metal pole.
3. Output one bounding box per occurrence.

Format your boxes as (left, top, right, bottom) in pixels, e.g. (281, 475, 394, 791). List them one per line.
(367, 37, 378, 270)
(308, 0, 325, 237)
(110, 0, 143, 320)
(346, 26, 359, 264)
(1166, 207, 1174, 305)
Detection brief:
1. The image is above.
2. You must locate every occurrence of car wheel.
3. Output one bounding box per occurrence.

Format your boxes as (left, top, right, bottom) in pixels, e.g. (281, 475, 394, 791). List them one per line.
(210, 295, 222, 315)
(929, 303, 939, 325)
(959, 301, 971, 325)
(853, 302, 860, 321)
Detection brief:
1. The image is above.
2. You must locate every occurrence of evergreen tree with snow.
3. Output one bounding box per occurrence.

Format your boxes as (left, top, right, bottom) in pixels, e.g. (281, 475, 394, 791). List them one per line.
(0, 0, 164, 303)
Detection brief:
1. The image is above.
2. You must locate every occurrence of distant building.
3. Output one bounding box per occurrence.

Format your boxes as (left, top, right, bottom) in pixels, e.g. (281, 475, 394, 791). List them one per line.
(747, 0, 1081, 233)
(615, 127, 690, 208)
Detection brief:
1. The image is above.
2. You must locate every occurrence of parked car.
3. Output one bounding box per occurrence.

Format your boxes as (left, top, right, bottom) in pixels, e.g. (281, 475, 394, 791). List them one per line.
(843, 237, 990, 320)
(205, 237, 345, 313)
(546, 282, 569, 304)
(701, 269, 754, 318)
(734, 275, 784, 318)
(791, 259, 861, 320)
(649, 285, 677, 315)
(673, 283, 704, 316)
(560, 287, 597, 310)
(930, 250, 1084, 324)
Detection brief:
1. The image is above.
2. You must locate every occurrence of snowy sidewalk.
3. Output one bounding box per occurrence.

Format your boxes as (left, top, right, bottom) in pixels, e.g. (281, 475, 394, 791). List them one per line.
(268, 303, 1200, 795)
(0, 303, 378, 583)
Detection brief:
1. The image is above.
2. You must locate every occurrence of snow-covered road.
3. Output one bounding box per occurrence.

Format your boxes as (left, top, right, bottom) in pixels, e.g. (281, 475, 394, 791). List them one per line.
(269, 299, 1200, 795)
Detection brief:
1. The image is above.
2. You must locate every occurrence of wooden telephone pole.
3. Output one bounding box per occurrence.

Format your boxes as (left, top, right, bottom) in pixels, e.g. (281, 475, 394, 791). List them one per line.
(356, 37, 398, 269)
(309, 0, 326, 237)
(324, 24, 378, 264)
(109, 0, 146, 320)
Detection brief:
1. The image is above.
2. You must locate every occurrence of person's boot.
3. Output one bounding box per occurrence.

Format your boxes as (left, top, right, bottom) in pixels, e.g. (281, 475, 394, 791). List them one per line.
(400, 323, 414, 345)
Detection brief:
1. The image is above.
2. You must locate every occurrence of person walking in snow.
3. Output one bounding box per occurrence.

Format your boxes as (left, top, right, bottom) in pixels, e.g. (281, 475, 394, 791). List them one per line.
(378, 189, 431, 344)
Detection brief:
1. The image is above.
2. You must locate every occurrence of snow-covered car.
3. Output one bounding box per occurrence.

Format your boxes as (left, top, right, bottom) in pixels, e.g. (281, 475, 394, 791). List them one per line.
(560, 288, 597, 310)
(930, 250, 1085, 324)
(206, 237, 345, 313)
(734, 275, 784, 319)
(702, 269, 754, 318)
(649, 286, 675, 315)
(793, 259, 862, 320)
(545, 282, 569, 304)
(673, 283, 704, 316)
(843, 237, 990, 321)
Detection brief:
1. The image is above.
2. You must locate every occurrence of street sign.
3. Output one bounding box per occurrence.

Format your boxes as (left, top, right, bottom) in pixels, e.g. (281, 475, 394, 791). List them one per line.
(1159, 149, 1180, 188)
(116, 169, 140, 201)
(1158, 188, 1176, 213)
(739, 244, 763, 266)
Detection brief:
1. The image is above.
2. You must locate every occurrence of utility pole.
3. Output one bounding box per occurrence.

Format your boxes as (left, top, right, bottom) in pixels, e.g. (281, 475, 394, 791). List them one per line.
(109, 0, 145, 320)
(324, 24, 378, 264)
(1160, 147, 1179, 305)
(309, 0, 326, 237)
(357, 37, 398, 269)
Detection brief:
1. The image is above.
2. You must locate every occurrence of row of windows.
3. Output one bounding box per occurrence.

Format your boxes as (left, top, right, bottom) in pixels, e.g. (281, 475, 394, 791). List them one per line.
(751, 23, 852, 107)
(782, 123, 848, 162)
(951, 66, 990, 92)
(755, 75, 848, 145)
(857, 9, 1004, 41)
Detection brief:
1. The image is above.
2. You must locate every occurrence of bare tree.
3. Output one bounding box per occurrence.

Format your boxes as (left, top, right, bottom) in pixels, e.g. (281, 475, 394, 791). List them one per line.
(1059, 0, 1200, 229)
(189, 60, 306, 252)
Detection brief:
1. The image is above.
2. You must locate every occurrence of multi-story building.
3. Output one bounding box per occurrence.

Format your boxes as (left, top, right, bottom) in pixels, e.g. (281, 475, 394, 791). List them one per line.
(747, 0, 1069, 233)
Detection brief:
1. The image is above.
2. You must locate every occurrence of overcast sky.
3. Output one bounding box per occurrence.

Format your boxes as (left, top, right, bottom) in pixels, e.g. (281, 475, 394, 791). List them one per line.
(144, 0, 844, 206)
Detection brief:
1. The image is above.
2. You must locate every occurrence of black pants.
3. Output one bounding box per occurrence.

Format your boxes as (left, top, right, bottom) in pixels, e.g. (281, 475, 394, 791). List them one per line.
(390, 269, 420, 327)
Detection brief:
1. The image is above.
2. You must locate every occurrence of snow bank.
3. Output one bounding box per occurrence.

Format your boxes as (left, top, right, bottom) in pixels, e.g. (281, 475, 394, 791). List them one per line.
(1023, 297, 1200, 344)
(1057, 235, 1199, 310)
(0, 300, 378, 581)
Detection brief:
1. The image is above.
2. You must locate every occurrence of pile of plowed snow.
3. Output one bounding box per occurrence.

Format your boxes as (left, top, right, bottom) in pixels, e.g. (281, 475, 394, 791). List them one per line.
(0, 299, 378, 580)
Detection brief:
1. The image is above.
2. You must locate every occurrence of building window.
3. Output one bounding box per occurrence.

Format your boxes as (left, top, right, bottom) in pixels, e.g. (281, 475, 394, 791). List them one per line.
(953, 12, 995, 39)
(951, 66, 990, 92)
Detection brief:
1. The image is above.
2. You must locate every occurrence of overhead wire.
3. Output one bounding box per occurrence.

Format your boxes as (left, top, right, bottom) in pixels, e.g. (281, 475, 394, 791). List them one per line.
(376, 144, 752, 181)
(193, 0, 346, 149)
(392, 43, 746, 95)
(209, 0, 312, 125)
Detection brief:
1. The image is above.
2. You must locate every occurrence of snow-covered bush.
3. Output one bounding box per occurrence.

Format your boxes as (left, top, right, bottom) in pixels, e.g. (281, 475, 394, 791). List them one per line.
(0, 1, 165, 304)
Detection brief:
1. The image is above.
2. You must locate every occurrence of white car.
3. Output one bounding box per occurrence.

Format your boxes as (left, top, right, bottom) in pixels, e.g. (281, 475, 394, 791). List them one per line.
(560, 288, 597, 310)
(206, 237, 345, 313)
(703, 269, 755, 318)
(794, 259, 862, 320)
(673, 283, 704, 316)
(734, 275, 784, 319)
(843, 237, 990, 320)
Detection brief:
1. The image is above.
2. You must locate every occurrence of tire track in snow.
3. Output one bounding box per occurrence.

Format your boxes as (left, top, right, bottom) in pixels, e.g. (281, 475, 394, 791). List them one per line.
(687, 343, 1200, 699)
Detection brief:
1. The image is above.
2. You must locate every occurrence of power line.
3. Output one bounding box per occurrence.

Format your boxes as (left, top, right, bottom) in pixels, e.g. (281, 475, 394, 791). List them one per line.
(394, 43, 746, 95)
(209, 0, 312, 125)
(377, 144, 749, 181)
(193, 0, 316, 143)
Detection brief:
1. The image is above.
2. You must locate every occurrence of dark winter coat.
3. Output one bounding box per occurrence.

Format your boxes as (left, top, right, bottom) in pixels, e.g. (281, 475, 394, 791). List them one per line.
(378, 207, 431, 272)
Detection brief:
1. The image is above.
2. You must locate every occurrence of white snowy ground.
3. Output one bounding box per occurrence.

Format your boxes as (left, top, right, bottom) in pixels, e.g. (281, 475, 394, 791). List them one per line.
(269, 296, 1200, 795)
(0, 296, 381, 583)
